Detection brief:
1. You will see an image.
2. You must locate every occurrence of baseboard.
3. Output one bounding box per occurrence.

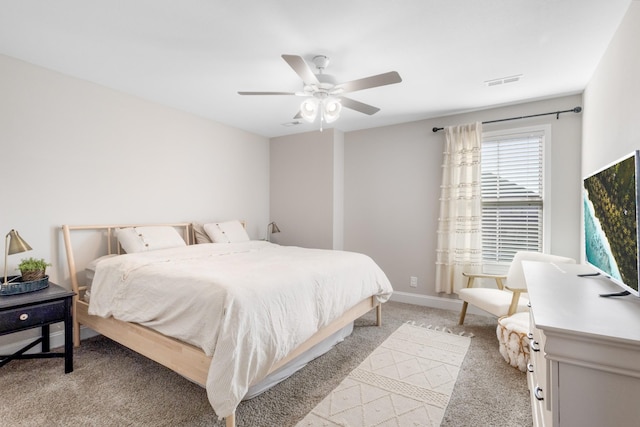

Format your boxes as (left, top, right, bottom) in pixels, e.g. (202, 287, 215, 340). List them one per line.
(0, 325, 99, 356)
(390, 291, 490, 317)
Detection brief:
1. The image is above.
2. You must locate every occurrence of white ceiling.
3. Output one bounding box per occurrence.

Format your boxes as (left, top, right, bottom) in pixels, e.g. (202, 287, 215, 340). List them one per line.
(0, 0, 632, 138)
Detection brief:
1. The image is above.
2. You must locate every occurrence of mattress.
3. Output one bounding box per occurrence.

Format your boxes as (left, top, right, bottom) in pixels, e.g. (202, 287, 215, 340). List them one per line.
(88, 241, 393, 418)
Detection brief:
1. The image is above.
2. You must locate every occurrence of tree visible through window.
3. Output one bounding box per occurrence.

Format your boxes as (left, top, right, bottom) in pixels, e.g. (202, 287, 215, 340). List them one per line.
(481, 129, 545, 273)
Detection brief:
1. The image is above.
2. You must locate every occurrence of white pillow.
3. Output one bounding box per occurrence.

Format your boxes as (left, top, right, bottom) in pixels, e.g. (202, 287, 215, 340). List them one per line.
(192, 222, 213, 244)
(116, 226, 187, 253)
(204, 220, 249, 243)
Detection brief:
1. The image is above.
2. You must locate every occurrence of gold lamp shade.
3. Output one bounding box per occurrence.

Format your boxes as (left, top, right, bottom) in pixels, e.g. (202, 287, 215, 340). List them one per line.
(269, 222, 281, 234)
(267, 222, 281, 242)
(4, 229, 33, 285)
(7, 229, 32, 255)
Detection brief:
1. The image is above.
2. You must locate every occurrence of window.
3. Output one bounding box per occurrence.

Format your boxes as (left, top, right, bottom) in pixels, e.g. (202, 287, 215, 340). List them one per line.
(481, 127, 548, 273)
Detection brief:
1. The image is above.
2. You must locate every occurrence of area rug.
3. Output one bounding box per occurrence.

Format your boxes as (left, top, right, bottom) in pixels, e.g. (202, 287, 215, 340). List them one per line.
(296, 323, 472, 427)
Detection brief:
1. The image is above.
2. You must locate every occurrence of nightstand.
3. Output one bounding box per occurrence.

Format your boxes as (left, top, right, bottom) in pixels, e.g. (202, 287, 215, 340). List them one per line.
(0, 282, 75, 373)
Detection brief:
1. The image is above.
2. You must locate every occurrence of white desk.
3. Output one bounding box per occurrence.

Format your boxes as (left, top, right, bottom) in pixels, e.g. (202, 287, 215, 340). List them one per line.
(524, 260, 640, 427)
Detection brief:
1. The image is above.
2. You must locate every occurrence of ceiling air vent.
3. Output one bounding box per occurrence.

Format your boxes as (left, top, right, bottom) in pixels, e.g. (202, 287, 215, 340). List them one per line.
(484, 74, 523, 87)
(281, 121, 302, 127)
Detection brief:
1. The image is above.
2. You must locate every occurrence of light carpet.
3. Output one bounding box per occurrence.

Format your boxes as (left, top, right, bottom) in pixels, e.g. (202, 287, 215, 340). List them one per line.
(297, 323, 471, 427)
(0, 302, 531, 426)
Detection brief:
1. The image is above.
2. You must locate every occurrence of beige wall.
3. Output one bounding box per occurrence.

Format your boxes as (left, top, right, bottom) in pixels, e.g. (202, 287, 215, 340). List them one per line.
(0, 54, 269, 347)
(343, 95, 583, 301)
(270, 129, 343, 249)
(332, 130, 345, 250)
(344, 120, 437, 296)
(583, 2, 640, 175)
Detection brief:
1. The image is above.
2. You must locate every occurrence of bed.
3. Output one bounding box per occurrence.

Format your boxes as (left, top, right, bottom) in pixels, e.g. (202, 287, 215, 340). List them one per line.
(61, 222, 392, 427)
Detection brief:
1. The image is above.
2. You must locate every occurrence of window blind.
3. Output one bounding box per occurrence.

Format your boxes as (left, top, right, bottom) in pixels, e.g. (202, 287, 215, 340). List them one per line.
(481, 131, 544, 272)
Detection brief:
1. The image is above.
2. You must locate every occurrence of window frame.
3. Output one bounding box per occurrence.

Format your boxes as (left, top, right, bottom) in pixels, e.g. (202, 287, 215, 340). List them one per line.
(481, 124, 552, 274)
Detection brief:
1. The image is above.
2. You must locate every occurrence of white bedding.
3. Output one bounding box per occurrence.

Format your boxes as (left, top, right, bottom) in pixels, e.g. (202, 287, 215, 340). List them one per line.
(88, 241, 393, 418)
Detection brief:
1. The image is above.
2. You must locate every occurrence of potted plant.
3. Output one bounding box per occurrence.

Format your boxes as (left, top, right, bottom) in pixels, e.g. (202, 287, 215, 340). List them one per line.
(18, 257, 51, 282)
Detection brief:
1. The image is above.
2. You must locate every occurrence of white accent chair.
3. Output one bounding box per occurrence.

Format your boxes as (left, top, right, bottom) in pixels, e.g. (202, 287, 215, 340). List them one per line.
(457, 251, 576, 325)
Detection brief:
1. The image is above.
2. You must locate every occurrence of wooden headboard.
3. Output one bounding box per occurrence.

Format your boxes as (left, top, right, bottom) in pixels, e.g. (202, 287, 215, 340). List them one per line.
(61, 223, 192, 297)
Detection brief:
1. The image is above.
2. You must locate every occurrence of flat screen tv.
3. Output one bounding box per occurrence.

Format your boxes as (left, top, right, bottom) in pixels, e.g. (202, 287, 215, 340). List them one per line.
(583, 150, 640, 297)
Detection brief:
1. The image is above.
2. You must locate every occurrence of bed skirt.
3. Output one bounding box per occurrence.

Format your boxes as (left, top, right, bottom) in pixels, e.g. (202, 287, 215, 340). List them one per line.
(244, 322, 354, 399)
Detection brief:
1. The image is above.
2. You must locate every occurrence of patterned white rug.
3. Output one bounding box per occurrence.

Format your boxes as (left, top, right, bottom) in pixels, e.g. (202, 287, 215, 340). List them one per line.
(296, 323, 472, 427)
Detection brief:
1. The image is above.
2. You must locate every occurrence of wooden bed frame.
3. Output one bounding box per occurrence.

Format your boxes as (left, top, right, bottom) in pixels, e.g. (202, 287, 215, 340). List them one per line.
(61, 223, 382, 427)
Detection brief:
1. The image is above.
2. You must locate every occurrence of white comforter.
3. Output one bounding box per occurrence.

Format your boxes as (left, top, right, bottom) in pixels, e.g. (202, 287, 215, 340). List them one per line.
(89, 241, 392, 418)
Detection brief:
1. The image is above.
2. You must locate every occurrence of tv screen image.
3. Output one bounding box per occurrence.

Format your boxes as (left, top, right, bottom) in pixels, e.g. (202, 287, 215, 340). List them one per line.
(583, 150, 640, 296)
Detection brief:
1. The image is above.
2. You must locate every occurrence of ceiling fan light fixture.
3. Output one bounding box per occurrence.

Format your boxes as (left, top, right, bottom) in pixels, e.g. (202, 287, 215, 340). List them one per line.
(323, 98, 342, 123)
(300, 98, 319, 122)
(239, 54, 402, 129)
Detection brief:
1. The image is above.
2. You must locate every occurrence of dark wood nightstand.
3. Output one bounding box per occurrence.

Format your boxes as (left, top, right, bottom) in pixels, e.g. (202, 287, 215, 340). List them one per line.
(0, 282, 75, 373)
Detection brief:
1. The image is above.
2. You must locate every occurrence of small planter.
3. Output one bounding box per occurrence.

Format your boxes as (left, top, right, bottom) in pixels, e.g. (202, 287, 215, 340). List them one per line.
(0, 275, 49, 295)
(16, 257, 51, 287)
(20, 269, 45, 282)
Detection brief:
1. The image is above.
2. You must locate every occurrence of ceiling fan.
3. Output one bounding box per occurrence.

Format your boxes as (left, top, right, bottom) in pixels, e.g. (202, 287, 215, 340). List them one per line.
(238, 54, 402, 127)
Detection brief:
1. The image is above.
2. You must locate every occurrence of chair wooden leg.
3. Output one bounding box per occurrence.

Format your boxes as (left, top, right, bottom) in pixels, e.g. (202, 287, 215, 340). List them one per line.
(459, 301, 468, 325)
(507, 290, 522, 316)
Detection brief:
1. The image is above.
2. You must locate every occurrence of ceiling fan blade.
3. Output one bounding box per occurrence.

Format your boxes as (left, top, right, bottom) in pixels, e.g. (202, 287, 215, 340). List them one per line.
(282, 54, 319, 85)
(238, 91, 296, 95)
(335, 71, 402, 94)
(293, 111, 303, 119)
(340, 97, 380, 115)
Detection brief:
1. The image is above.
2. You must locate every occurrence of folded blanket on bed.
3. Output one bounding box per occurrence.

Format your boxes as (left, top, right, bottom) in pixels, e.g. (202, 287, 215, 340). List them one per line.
(89, 241, 393, 418)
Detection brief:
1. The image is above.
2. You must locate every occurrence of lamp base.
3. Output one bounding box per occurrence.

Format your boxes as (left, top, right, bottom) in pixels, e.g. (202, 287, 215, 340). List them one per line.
(0, 275, 49, 295)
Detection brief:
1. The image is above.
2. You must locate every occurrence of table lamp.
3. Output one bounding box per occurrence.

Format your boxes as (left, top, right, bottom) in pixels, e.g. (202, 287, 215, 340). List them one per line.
(267, 222, 281, 242)
(3, 229, 32, 286)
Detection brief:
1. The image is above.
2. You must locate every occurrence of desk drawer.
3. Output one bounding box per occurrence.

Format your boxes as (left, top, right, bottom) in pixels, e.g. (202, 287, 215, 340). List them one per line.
(0, 301, 66, 334)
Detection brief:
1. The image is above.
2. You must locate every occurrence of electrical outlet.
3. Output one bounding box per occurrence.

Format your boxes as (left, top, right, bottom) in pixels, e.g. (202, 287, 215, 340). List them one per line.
(410, 276, 418, 288)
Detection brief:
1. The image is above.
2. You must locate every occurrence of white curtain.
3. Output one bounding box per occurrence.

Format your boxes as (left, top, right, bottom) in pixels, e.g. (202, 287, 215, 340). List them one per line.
(435, 122, 483, 294)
